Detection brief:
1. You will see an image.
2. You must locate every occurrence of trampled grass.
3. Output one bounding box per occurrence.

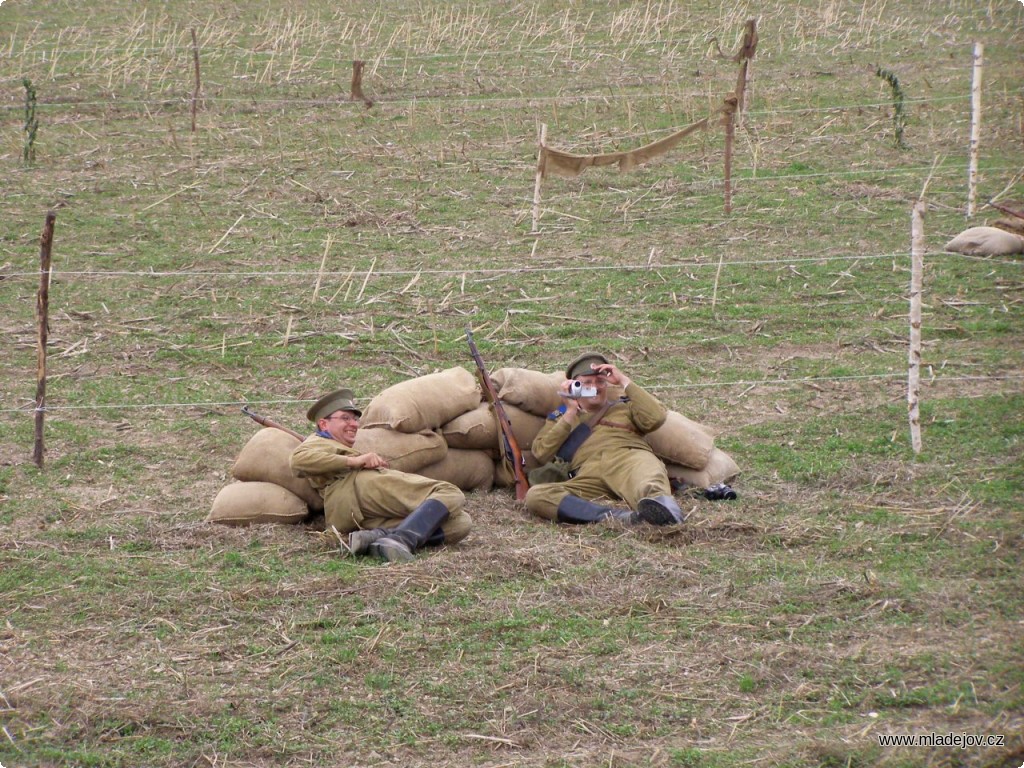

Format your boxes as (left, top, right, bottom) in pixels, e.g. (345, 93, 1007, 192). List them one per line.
(1, 0, 1022, 766)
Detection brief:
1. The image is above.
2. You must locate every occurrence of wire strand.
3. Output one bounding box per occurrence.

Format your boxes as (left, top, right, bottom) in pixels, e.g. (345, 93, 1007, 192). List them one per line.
(2, 373, 1020, 416)
(3, 248, 1020, 283)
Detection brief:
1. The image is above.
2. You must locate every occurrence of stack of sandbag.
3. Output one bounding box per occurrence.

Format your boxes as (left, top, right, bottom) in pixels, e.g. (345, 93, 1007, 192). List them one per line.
(492, 367, 564, 472)
(643, 410, 740, 488)
(642, 416, 740, 489)
(448, 367, 564, 488)
(207, 428, 321, 526)
(359, 366, 493, 491)
(355, 365, 568, 491)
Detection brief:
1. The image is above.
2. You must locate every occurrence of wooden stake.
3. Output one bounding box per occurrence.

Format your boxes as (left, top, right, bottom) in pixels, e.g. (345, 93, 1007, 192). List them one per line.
(351, 60, 374, 108)
(313, 234, 332, 302)
(532, 123, 547, 233)
(190, 28, 201, 133)
(723, 96, 737, 215)
(967, 42, 983, 217)
(34, 211, 56, 469)
(355, 257, 376, 303)
(733, 20, 757, 129)
(908, 201, 925, 454)
(711, 251, 725, 311)
(729, 20, 756, 176)
(283, 315, 293, 347)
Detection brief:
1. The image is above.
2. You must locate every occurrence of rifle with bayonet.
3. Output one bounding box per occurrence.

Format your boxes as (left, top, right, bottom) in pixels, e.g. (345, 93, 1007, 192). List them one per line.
(466, 327, 529, 501)
(241, 405, 304, 441)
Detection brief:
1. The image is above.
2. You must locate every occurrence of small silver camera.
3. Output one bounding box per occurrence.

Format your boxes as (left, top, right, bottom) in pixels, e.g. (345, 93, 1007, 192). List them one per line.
(566, 380, 598, 399)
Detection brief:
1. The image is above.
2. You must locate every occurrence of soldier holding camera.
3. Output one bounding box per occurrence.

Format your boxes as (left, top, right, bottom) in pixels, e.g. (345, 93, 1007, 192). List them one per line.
(525, 353, 686, 526)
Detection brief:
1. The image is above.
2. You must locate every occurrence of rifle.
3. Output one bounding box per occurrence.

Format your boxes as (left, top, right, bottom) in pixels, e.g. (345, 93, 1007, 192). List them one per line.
(241, 405, 305, 441)
(466, 327, 529, 501)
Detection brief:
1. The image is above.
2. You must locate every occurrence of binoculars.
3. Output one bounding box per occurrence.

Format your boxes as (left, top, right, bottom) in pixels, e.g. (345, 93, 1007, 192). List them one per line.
(703, 483, 738, 501)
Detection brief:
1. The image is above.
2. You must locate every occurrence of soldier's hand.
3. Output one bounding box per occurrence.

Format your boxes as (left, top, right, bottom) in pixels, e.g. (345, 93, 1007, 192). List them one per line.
(353, 452, 389, 469)
(591, 362, 630, 389)
(557, 381, 582, 417)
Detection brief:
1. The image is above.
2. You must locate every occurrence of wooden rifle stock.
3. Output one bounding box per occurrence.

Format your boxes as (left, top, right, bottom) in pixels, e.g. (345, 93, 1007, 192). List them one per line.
(241, 405, 304, 441)
(466, 328, 529, 501)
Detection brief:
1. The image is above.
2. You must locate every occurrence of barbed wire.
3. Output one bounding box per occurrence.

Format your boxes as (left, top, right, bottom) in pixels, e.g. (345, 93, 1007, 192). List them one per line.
(0, 89, 988, 114)
(4, 34, 1016, 65)
(2, 249, 994, 283)
(1, 372, 1020, 417)
(3, 250, 1022, 286)
(0, 160, 1009, 235)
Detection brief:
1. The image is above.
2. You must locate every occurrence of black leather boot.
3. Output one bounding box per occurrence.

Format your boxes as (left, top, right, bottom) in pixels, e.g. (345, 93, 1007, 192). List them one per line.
(556, 495, 636, 524)
(368, 499, 450, 563)
(422, 529, 446, 548)
(637, 495, 686, 525)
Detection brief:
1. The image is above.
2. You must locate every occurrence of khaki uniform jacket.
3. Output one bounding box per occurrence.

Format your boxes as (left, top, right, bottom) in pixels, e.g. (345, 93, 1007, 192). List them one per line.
(531, 381, 668, 470)
(290, 434, 469, 540)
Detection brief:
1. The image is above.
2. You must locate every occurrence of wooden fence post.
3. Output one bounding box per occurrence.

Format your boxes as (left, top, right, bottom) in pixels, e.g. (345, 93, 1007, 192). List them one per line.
(734, 19, 757, 128)
(190, 28, 201, 133)
(34, 211, 56, 468)
(723, 96, 737, 215)
(351, 60, 374, 108)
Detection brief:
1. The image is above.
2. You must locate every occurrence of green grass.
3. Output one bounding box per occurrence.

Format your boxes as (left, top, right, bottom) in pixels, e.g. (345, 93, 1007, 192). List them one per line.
(1, 0, 1022, 766)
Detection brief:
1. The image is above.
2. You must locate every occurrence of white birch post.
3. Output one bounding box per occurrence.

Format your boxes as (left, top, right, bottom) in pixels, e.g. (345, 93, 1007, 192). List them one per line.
(967, 42, 983, 217)
(531, 123, 547, 233)
(908, 201, 925, 454)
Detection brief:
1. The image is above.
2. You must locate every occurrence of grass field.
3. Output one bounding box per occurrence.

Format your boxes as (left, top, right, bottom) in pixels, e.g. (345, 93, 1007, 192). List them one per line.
(1, 1, 1023, 766)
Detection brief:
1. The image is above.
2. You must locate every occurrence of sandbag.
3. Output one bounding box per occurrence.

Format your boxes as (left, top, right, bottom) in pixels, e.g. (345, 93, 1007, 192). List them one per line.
(491, 368, 566, 416)
(207, 481, 310, 526)
(644, 410, 716, 470)
(417, 449, 495, 492)
(440, 403, 499, 451)
(504, 404, 547, 451)
(944, 226, 1024, 256)
(352, 427, 447, 473)
(665, 447, 740, 489)
(440, 401, 544, 454)
(359, 367, 481, 432)
(231, 428, 324, 510)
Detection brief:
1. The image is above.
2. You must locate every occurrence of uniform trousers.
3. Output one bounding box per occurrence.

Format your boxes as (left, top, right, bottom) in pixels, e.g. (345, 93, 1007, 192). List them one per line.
(524, 447, 671, 521)
(323, 468, 471, 543)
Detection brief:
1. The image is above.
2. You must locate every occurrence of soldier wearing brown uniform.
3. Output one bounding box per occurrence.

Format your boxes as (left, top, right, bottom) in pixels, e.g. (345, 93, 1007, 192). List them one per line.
(525, 353, 685, 526)
(290, 388, 472, 562)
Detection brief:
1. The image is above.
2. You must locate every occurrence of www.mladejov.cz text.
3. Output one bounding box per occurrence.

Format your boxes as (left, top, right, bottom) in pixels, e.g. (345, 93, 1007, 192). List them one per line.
(877, 732, 1005, 749)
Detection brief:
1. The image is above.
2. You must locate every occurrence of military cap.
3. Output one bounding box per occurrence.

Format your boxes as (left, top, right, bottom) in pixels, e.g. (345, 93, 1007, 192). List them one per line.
(565, 352, 608, 380)
(306, 388, 362, 422)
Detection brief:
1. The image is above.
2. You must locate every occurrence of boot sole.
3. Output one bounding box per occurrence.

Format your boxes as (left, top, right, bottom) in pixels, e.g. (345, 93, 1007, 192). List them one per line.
(347, 530, 383, 556)
(637, 499, 680, 526)
(369, 539, 415, 563)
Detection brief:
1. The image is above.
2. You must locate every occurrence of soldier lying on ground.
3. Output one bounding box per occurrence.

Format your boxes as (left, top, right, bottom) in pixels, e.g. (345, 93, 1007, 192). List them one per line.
(290, 388, 471, 562)
(525, 353, 687, 526)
